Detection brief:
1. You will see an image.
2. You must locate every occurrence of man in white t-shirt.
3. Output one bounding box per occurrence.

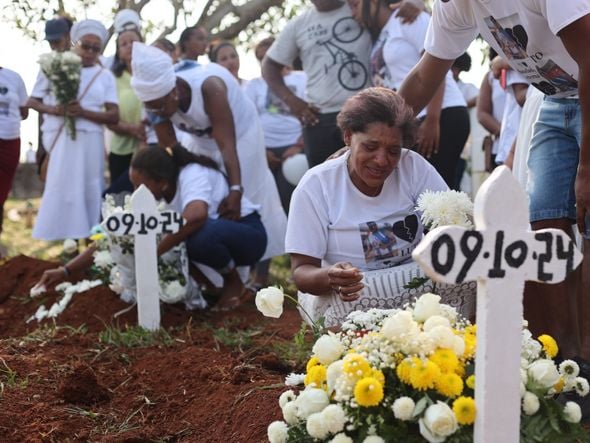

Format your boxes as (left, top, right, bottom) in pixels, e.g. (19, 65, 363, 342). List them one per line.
(397, 0, 590, 372)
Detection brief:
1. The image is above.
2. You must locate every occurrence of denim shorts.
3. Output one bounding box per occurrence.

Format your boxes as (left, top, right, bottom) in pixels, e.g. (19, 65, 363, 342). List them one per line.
(527, 96, 581, 223)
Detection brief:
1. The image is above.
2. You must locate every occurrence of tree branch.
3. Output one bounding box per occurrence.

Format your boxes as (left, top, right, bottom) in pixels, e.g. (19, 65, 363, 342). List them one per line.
(213, 0, 284, 40)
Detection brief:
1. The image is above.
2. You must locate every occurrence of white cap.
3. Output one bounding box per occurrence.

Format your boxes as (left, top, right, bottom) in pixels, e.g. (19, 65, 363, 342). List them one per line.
(114, 9, 141, 33)
(130, 42, 176, 102)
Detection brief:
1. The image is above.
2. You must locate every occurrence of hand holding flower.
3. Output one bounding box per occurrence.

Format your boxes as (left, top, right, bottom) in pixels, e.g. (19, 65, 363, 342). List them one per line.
(65, 100, 84, 118)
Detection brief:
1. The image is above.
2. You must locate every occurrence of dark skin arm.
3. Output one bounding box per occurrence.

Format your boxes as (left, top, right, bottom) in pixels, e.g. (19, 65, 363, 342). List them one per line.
(35, 246, 96, 288)
(418, 81, 445, 158)
(65, 101, 119, 126)
(202, 76, 242, 221)
(154, 120, 178, 146)
(476, 74, 501, 137)
(157, 200, 208, 256)
(107, 120, 146, 141)
(19, 106, 28, 120)
(393, 1, 424, 24)
(262, 55, 319, 126)
(558, 13, 590, 233)
(512, 83, 528, 107)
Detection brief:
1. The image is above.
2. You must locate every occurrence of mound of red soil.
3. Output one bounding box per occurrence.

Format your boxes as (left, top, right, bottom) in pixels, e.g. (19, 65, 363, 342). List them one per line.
(0, 256, 303, 442)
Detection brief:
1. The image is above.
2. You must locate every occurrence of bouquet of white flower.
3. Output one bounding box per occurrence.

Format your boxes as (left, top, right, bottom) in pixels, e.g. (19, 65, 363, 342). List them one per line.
(267, 293, 590, 443)
(416, 190, 474, 230)
(38, 51, 82, 139)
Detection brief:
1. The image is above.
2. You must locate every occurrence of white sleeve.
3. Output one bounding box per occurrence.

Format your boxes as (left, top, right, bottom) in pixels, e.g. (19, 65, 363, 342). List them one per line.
(540, 0, 590, 35)
(265, 19, 300, 68)
(424, 0, 479, 61)
(30, 70, 48, 99)
(178, 165, 213, 212)
(101, 70, 119, 104)
(15, 73, 28, 106)
(409, 152, 449, 201)
(285, 177, 329, 260)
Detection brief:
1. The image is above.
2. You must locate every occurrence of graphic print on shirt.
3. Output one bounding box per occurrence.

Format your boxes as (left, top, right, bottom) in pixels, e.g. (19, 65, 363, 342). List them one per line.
(265, 85, 296, 115)
(0, 85, 9, 116)
(483, 14, 578, 96)
(369, 31, 389, 88)
(311, 17, 368, 91)
(359, 213, 419, 269)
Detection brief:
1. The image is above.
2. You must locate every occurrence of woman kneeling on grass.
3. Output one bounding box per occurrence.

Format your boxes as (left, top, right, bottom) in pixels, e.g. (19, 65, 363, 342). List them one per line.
(36, 144, 267, 311)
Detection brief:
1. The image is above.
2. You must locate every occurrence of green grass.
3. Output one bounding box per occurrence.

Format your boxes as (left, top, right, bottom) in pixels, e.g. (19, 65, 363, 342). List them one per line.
(271, 321, 315, 370)
(211, 325, 263, 351)
(98, 325, 174, 348)
(0, 358, 28, 393)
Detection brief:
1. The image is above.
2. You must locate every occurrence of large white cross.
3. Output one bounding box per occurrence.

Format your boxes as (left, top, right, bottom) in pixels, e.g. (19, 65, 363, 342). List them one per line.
(413, 167, 582, 443)
(102, 185, 184, 331)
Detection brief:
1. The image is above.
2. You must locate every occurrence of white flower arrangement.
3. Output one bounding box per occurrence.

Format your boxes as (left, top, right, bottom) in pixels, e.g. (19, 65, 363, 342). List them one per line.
(267, 293, 589, 442)
(416, 190, 474, 230)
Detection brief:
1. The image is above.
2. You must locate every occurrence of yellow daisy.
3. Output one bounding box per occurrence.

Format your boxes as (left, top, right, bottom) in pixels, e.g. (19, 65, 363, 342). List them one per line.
(538, 334, 559, 359)
(453, 396, 476, 425)
(466, 374, 475, 390)
(429, 348, 460, 373)
(410, 359, 441, 391)
(372, 368, 385, 386)
(343, 353, 372, 380)
(354, 377, 384, 407)
(397, 357, 419, 385)
(463, 334, 476, 359)
(306, 356, 321, 372)
(436, 372, 464, 398)
(304, 364, 327, 389)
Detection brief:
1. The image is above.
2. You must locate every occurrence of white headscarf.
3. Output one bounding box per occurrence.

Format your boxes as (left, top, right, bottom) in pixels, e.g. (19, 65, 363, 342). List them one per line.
(70, 19, 108, 46)
(130, 42, 176, 102)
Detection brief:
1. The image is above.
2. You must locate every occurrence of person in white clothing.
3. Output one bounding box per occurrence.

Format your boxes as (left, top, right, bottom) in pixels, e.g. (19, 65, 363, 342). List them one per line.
(0, 67, 28, 254)
(286, 88, 451, 326)
(28, 19, 119, 242)
(208, 41, 248, 88)
(130, 42, 287, 262)
(397, 0, 590, 370)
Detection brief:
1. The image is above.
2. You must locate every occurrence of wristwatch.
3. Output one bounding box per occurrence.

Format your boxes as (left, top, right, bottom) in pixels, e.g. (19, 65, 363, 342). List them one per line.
(229, 184, 244, 194)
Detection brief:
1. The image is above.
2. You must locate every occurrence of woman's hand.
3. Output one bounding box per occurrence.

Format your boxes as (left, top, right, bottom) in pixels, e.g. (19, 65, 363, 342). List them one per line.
(418, 116, 440, 158)
(286, 96, 320, 127)
(266, 150, 282, 171)
(393, 1, 422, 24)
(65, 101, 84, 118)
(35, 267, 67, 289)
(218, 191, 242, 221)
(327, 262, 364, 302)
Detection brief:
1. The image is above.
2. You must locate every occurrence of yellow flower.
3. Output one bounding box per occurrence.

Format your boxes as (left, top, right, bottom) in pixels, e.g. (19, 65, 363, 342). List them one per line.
(396, 358, 415, 384)
(90, 233, 105, 241)
(455, 362, 466, 378)
(372, 368, 385, 386)
(436, 372, 464, 398)
(453, 396, 476, 425)
(463, 334, 476, 359)
(354, 377, 384, 407)
(343, 353, 372, 380)
(305, 364, 327, 389)
(466, 375, 475, 390)
(464, 325, 477, 336)
(429, 348, 459, 373)
(554, 377, 565, 393)
(410, 359, 441, 391)
(538, 334, 559, 359)
(306, 356, 321, 372)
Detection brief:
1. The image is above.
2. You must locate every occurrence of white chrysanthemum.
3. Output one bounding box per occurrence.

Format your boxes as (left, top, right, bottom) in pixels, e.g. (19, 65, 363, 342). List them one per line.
(522, 392, 540, 415)
(282, 401, 299, 425)
(285, 373, 305, 386)
(451, 336, 465, 358)
(93, 250, 114, 269)
(519, 382, 526, 398)
(313, 333, 344, 365)
(381, 310, 419, 341)
(161, 280, 186, 302)
(322, 404, 347, 434)
(330, 433, 353, 443)
(307, 412, 329, 439)
(426, 325, 456, 349)
(559, 360, 580, 379)
(423, 315, 451, 332)
(267, 421, 288, 443)
(327, 360, 344, 395)
(438, 304, 458, 324)
(63, 238, 78, 254)
(363, 436, 385, 443)
(279, 390, 297, 408)
(574, 377, 589, 397)
(564, 401, 582, 423)
(416, 190, 473, 229)
(295, 388, 329, 419)
(521, 329, 542, 362)
(392, 397, 415, 421)
(413, 292, 442, 322)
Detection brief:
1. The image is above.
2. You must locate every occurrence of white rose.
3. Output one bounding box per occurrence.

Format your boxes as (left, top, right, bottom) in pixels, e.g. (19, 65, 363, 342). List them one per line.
(282, 401, 299, 425)
(331, 434, 353, 443)
(279, 390, 297, 408)
(255, 286, 284, 318)
(63, 238, 78, 254)
(295, 388, 330, 419)
(564, 401, 582, 423)
(427, 325, 456, 349)
(363, 436, 385, 443)
(327, 360, 344, 395)
(413, 293, 441, 322)
(522, 391, 540, 415)
(306, 412, 329, 439)
(313, 334, 344, 365)
(423, 315, 451, 332)
(381, 311, 419, 341)
(419, 402, 458, 443)
(528, 359, 560, 389)
(267, 421, 288, 443)
(392, 397, 415, 421)
(322, 404, 347, 434)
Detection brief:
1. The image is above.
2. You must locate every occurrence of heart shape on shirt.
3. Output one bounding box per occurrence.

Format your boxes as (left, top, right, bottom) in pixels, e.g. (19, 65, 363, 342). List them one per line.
(392, 214, 418, 243)
(0, 87, 7, 95)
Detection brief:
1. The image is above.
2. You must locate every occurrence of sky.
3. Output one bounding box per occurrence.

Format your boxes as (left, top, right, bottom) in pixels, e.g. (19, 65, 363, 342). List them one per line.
(1, 12, 488, 160)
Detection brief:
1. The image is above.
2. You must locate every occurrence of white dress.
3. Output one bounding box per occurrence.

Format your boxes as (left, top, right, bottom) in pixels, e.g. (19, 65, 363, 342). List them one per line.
(173, 63, 287, 260)
(32, 65, 118, 240)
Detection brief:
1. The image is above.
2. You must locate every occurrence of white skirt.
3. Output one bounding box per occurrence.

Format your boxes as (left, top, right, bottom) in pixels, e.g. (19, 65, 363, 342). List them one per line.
(33, 130, 105, 241)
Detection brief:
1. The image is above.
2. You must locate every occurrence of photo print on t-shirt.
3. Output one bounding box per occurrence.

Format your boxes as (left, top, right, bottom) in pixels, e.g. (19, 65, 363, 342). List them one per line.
(369, 31, 389, 88)
(359, 214, 420, 269)
(482, 14, 578, 96)
(265, 85, 296, 115)
(0, 85, 9, 116)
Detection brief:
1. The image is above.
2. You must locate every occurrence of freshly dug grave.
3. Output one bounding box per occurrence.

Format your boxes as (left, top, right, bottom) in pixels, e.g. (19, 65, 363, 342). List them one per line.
(0, 255, 304, 442)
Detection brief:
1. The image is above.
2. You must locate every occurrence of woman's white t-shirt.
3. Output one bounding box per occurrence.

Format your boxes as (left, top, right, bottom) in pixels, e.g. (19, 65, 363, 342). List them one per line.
(31, 64, 118, 133)
(0, 68, 28, 139)
(169, 163, 259, 219)
(285, 150, 448, 271)
(370, 11, 466, 116)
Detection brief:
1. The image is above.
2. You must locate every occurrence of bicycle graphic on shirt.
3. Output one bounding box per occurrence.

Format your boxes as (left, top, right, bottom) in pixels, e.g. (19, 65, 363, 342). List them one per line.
(317, 17, 368, 91)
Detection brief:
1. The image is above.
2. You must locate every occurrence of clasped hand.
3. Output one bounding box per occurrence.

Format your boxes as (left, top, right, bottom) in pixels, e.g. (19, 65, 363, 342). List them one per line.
(327, 262, 364, 302)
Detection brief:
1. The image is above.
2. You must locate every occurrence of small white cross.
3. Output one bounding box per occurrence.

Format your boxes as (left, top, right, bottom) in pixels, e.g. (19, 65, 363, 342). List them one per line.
(102, 185, 184, 331)
(413, 166, 583, 443)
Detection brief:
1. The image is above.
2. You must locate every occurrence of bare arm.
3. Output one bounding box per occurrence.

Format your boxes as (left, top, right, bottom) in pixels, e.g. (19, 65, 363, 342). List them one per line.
(418, 81, 445, 157)
(66, 102, 119, 126)
(20, 107, 28, 120)
(27, 97, 61, 116)
(154, 120, 178, 146)
(512, 83, 528, 107)
(34, 246, 96, 288)
(398, 52, 454, 116)
(157, 200, 208, 256)
(558, 13, 590, 232)
(476, 74, 501, 137)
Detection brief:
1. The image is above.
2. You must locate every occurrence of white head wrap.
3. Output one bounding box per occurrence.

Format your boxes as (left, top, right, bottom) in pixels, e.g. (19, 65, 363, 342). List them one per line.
(114, 9, 142, 33)
(70, 19, 108, 46)
(131, 42, 176, 102)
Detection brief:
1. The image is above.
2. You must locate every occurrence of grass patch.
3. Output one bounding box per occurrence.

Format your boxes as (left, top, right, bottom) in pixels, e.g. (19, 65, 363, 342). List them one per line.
(211, 326, 263, 351)
(98, 325, 174, 348)
(271, 321, 314, 370)
(0, 358, 28, 393)
(3, 323, 88, 348)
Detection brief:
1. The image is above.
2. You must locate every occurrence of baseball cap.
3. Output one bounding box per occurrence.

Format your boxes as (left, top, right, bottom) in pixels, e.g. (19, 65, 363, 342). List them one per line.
(45, 18, 69, 41)
(114, 9, 141, 33)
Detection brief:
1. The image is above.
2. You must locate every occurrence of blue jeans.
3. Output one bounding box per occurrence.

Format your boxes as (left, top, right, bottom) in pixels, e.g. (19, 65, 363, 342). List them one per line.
(185, 212, 267, 273)
(527, 97, 581, 223)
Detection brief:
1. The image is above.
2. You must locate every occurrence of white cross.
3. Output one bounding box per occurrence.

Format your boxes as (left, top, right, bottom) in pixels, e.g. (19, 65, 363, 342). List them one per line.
(412, 166, 582, 443)
(102, 185, 184, 331)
